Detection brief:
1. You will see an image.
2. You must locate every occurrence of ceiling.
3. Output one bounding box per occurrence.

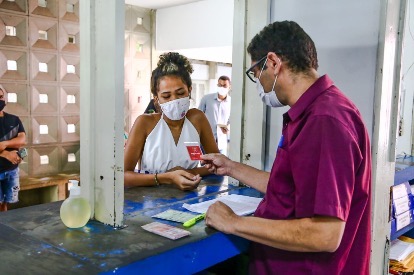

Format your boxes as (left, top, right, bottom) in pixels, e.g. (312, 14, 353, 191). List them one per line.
(124, 0, 204, 9)
(124, 0, 232, 63)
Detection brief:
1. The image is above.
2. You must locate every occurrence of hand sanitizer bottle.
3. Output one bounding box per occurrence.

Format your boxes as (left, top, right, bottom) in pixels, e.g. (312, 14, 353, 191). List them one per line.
(60, 180, 91, 228)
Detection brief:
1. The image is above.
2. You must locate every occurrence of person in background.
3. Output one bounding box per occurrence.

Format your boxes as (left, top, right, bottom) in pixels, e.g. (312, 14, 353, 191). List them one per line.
(0, 85, 26, 211)
(202, 21, 372, 274)
(198, 76, 231, 155)
(144, 98, 160, 114)
(124, 52, 219, 190)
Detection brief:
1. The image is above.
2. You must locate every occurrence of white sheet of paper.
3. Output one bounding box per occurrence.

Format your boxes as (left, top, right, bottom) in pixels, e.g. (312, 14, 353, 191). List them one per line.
(396, 210, 411, 231)
(216, 126, 228, 151)
(390, 239, 414, 261)
(182, 194, 262, 216)
(394, 195, 411, 215)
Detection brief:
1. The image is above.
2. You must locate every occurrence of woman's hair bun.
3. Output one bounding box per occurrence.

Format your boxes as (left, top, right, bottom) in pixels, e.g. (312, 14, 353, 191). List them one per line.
(157, 52, 193, 74)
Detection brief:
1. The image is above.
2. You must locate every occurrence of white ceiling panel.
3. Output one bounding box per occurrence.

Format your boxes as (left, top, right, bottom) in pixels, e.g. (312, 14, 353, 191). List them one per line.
(124, 0, 204, 9)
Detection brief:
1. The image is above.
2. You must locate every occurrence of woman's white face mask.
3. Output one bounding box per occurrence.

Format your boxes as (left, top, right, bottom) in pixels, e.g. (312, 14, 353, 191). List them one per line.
(159, 97, 190, 120)
(255, 58, 284, 108)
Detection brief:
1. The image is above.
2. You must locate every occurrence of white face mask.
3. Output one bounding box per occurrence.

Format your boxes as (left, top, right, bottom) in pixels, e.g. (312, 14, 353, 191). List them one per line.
(255, 58, 285, 108)
(217, 87, 229, 97)
(256, 77, 284, 108)
(159, 97, 190, 120)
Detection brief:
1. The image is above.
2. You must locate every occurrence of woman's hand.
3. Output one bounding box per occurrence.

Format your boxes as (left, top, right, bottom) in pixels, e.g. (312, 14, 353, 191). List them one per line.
(166, 166, 185, 172)
(168, 170, 201, 191)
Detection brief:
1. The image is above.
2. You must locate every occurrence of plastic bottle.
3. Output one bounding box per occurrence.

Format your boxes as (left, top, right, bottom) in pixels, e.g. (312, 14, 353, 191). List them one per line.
(60, 180, 91, 228)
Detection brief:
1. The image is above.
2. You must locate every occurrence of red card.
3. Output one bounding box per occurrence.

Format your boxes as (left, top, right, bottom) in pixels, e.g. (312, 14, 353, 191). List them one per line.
(186, 145, 203, 160)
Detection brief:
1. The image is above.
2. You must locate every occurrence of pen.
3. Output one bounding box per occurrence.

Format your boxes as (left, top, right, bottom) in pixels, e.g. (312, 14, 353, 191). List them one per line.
(278, 135, 284, 148)
(183, 213, 206, 227)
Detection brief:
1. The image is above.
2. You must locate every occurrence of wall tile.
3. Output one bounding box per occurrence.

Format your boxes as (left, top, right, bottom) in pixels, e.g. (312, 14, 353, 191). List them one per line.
(31, 84, 58, 114)
(0, 0, 28, 15)
(0, 48, 28, 81)
(59, 0, 79, 22)
(1, 82, 29, 115)
(60, 115, 79, 142)
(29, 0, 58, 19)
(31, 115, 58, 144)
(0, 12, 28, 48)
(30, 145, 59, 175)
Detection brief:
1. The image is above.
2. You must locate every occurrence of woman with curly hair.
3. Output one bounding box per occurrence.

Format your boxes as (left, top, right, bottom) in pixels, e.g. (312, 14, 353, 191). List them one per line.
(124, 52, 219, 190)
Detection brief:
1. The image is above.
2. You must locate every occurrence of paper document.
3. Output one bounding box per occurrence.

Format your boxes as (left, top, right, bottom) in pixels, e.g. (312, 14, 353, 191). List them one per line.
(141, 222, 191, 240)
(390, 239, 414, 261)
(182, 194, 262, 216)
(152, 209, 198, 223)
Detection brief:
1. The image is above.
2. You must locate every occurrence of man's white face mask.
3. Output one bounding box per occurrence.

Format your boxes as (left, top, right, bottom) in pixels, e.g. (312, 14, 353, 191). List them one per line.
(159, 97, 190, 120)
(217, 87, 229, 97)
(255, 58, 284, 108)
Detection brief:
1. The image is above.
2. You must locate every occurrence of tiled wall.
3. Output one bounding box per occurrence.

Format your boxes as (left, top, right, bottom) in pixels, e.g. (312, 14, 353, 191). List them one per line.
(0, 1, 151, 178)
(124, 5, 152, 132)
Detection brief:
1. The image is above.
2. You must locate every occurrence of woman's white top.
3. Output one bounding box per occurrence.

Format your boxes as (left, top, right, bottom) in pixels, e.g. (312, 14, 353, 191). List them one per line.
(139, 115, 200, 173)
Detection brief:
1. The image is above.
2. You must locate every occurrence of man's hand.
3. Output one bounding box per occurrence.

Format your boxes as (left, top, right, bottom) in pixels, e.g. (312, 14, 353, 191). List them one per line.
(200, 153, 231, 176)
(219, 126, 229, 134)
(0, 141, 7, 152)
(205, 201, 238, 234)
(1, 150, 21, 165)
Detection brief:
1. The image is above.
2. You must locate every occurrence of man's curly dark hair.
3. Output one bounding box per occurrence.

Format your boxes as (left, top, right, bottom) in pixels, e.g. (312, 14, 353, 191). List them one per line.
(247, 21, 318, 74)
(150, 52, 193, 97)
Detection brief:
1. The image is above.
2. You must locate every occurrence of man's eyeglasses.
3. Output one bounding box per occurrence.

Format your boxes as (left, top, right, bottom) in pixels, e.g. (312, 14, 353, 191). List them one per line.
(245, 55, 267, 83)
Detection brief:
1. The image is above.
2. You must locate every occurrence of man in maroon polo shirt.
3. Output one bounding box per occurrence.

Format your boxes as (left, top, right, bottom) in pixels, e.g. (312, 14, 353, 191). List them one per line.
(201, 21, 371, 274)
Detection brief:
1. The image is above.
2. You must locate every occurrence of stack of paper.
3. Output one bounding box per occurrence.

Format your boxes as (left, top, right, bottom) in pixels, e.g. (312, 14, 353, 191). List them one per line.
(141, 222, 191, 240)
(182, 194, 262, 216)
(390, 236, 414, 272)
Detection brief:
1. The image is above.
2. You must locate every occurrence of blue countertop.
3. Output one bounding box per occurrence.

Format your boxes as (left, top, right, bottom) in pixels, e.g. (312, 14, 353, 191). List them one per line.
(0, 176, 263, 274)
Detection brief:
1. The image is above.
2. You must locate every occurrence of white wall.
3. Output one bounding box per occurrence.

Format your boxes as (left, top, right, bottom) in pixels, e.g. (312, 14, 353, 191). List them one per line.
(265, 0, 380, 170)
(217, 65, 232, 81)
(156, 0, 234, 63)
(192, 63, 210, 80)
(396, 1, 414, 156)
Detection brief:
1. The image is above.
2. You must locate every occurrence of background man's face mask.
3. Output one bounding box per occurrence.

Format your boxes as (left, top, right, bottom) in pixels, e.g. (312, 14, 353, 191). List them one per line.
(217, 87, 229, 97)
(255, 58, 284, 108)
(0, 100, 5, 111)
(159, 97, 190, 120)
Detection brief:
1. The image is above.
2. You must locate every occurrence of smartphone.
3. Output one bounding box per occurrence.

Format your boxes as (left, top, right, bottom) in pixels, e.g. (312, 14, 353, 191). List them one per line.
(17, 148, 28, 159)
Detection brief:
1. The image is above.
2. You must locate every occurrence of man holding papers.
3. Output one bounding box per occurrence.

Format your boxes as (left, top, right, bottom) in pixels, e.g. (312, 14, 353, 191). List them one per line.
(201, 21, 371, 274)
